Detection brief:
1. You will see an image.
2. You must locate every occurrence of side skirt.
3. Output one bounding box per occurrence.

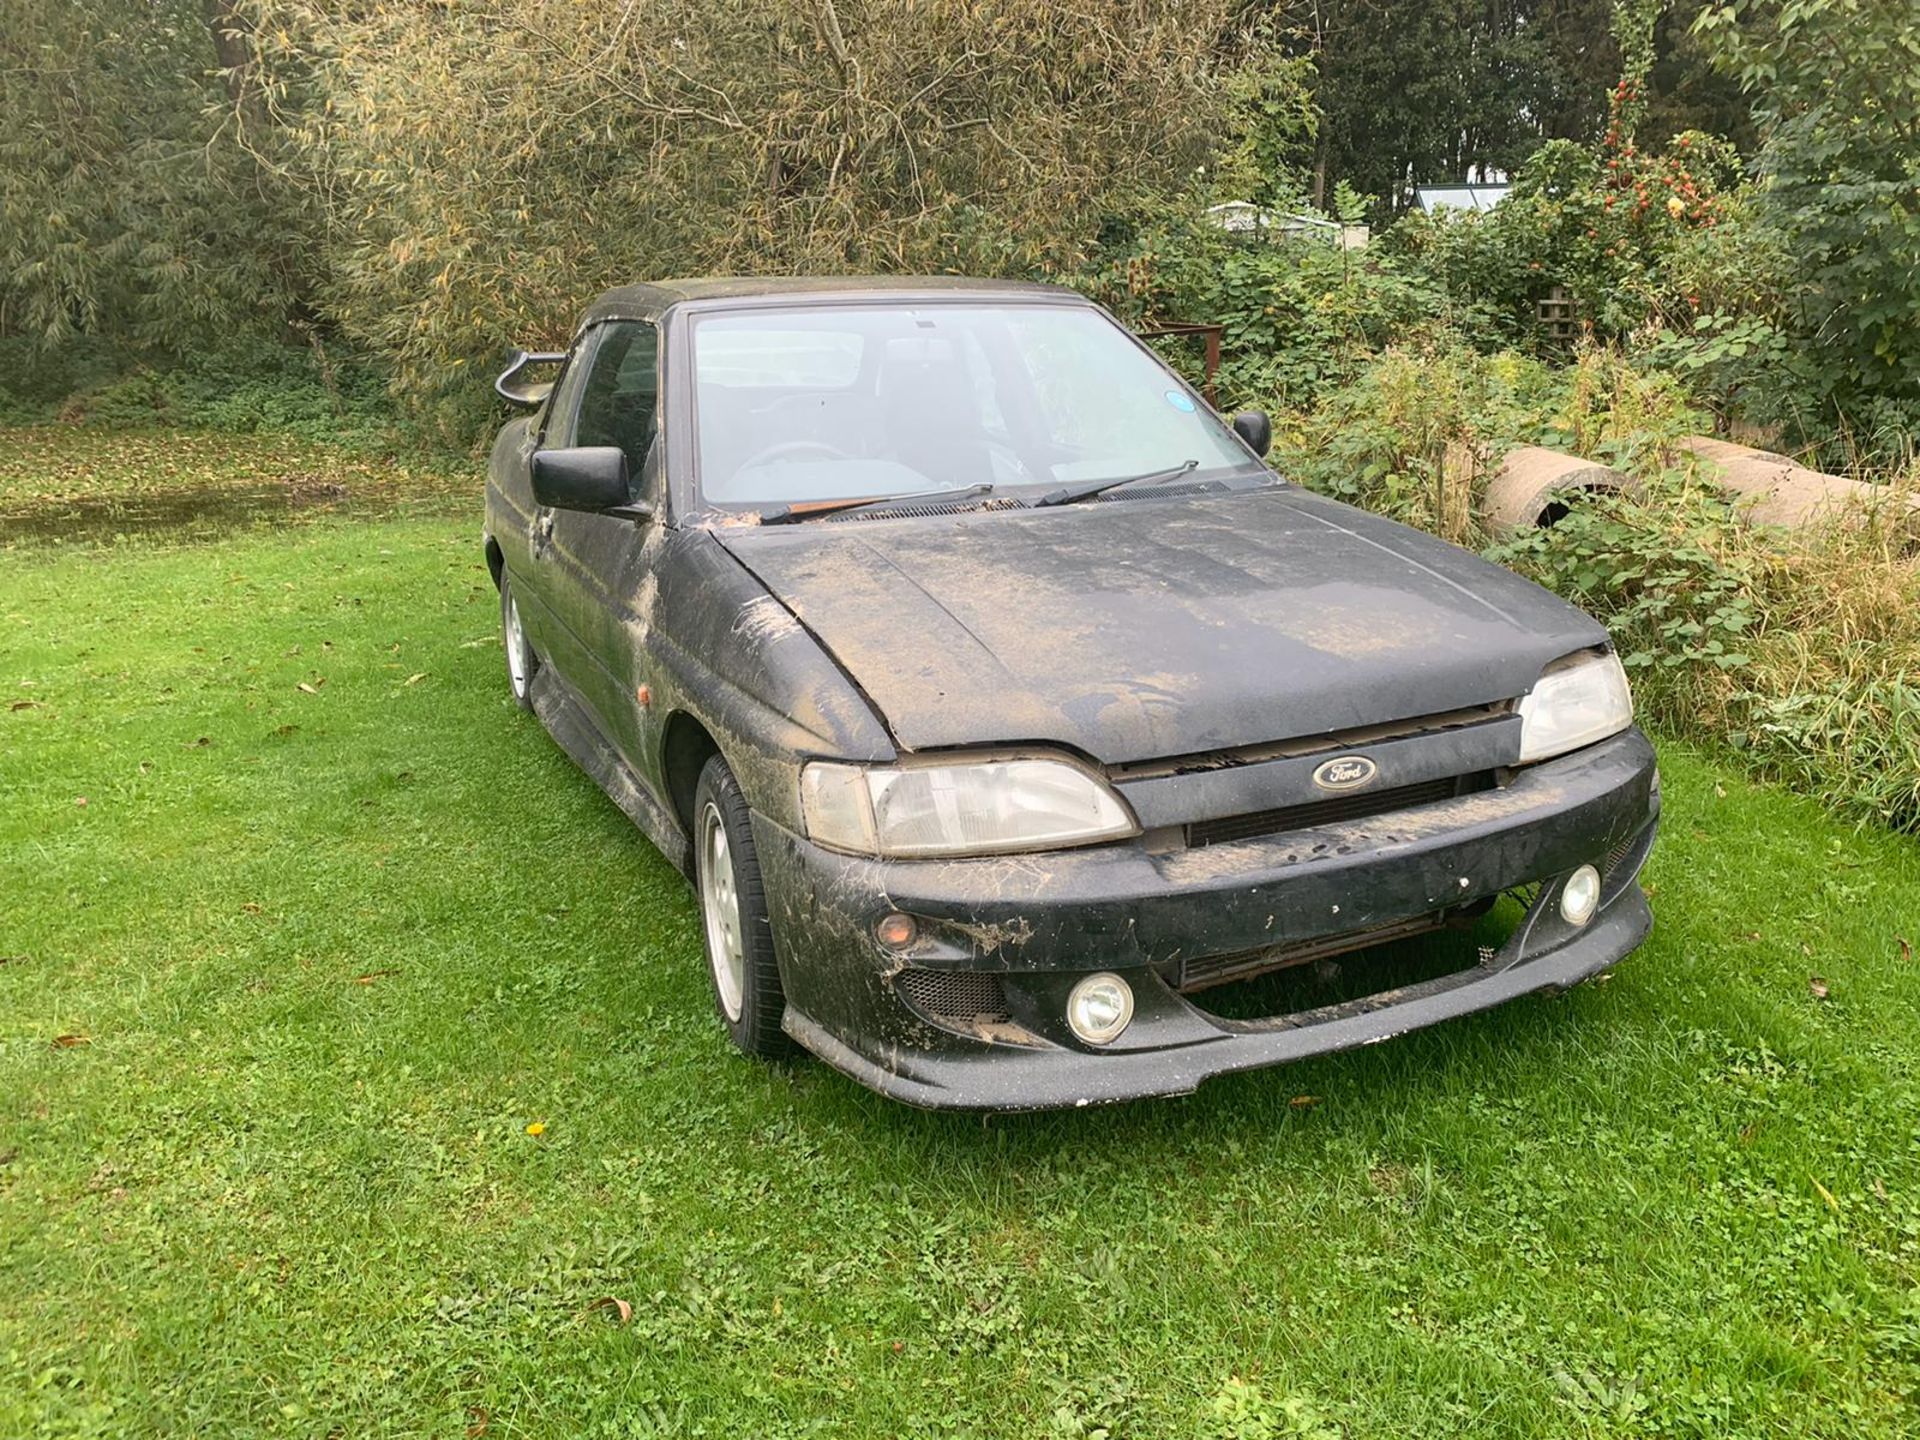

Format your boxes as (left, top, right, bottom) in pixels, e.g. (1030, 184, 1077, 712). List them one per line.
(529, 667, 691, 875)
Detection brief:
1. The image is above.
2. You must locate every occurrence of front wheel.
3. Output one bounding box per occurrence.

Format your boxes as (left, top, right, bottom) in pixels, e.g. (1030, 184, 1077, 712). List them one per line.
(500, 575, 537, 712)
(693, 755, 793, 1059)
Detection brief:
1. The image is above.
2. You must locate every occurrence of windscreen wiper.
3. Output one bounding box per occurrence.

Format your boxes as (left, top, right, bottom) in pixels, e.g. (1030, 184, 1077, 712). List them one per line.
(1033, 458, 1199, 508)
(760, 483, 995, 526)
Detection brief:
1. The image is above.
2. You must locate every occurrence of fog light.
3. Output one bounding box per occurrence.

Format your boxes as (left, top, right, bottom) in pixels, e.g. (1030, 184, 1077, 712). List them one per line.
(1560, 864, 1602, 927)
(875, 912, 918, 950)
(1066, 972, 1134, 1046)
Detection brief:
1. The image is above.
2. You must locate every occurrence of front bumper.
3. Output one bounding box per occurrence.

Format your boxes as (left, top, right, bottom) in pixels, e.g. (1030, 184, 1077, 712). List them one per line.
(752, 728, 1660, 1110)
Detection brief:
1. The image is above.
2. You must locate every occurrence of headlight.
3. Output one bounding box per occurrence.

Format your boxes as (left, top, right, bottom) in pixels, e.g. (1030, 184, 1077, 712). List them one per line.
(800, 756, 1138, 858)
(1517, 649, 1634, 764)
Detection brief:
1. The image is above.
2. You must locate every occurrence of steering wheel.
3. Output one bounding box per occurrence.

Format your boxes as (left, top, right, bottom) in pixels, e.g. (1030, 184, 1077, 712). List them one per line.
(739, 440, 851, 470)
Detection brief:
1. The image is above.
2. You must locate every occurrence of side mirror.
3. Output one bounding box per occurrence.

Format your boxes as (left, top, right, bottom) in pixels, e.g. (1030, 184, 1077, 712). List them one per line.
(532, 446, 651, 519)
(1231, 409, 1272, 458)
(496, 348, 565, 409)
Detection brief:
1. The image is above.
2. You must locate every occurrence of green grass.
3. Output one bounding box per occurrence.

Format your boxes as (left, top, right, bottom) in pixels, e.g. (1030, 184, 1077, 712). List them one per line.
(3, 431, 1919, 1438)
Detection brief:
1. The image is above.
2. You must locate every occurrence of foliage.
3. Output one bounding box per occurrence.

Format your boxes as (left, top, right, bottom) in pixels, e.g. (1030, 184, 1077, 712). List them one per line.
(1083, 207, 1458, 412)
(1285, 339, 1920, 829)
(1270, 0, 1754, 218)
(0, 0, 306, 351)
(254, 0, 1243, 440)
(1385, 122, 1746, 348)
(8, 433, 1920, 1434)
(0, 334, 397, 451)
(1214, 33, 1320, 212)
(1693, 0, 1920, 418)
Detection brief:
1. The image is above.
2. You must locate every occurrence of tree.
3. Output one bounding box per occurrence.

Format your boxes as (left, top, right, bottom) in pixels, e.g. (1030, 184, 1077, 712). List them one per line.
(259, 0, 1248, 432)
(1269, 0, 1753, 217)
(0, 0, 305, 350)
(1695, 0, 1920, 416)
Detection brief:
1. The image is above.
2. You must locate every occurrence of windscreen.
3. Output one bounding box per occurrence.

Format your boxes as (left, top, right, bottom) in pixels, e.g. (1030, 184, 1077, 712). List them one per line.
(690, 304, 1252, 508)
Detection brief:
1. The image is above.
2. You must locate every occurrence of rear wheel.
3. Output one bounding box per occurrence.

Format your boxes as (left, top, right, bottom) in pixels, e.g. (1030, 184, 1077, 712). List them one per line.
(500, 575, 536, 711)
(693, 754, 792, 1058)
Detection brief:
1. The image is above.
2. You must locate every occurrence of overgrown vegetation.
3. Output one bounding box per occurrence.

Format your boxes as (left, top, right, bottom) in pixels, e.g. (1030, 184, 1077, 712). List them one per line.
(2, 0, 1916, 825)
(5, 442, 1920, 1435)
(1273, 343, 1920, 831)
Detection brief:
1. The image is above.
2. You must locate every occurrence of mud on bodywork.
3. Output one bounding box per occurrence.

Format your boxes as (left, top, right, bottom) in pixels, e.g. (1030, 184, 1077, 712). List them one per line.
(748, 726, 1657, 1109)
(480, 274, 1661, 1110)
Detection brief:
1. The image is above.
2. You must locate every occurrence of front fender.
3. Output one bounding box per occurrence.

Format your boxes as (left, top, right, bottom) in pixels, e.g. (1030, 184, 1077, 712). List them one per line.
(641, 527, 896, 830)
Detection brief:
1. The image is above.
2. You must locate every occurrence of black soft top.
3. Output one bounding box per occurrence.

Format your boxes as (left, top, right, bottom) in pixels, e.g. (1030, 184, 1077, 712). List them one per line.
(582, 274, 1081, 324)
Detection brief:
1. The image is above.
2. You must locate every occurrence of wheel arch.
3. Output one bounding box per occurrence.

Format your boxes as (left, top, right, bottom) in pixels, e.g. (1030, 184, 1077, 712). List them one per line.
(661, 710, 722, 849)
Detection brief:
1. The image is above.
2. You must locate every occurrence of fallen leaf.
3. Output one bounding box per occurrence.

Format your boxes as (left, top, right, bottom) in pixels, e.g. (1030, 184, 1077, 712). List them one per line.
(1808, 976, 1829, 1000)
(588, 1296, 633, 1325)
(404, 672, 428, 685)
(52, 1034, 91, 1048)
(9, 699, 38, 711)
(1811, 1177, 1839, 1212)
(241, 902, 263, 915)
(185, 736, 211, 748)
(296, 682, 318, 695)
(466, 1407, 490, 1438)
(1899, 936, 1912, 963)
(352, 968, 399, 985)
(524, 1121, 546, 1136)
(1288, 1095, 1321, 1110)
(74, 796, 88, 808)
(1713, 782, 1726, 798)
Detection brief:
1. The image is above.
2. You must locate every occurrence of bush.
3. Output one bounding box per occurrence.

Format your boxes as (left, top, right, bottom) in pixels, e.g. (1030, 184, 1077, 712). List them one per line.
(1695, 0, 1920, 420)
(1081, 207, 1459, 413)
(1287, 341, 1920, 829)
(1384, 127, 1744, 350)
(0, 334, 401, 451)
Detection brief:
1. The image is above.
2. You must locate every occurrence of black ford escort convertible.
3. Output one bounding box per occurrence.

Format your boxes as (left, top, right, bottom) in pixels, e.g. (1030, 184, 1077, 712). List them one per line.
(483, 276, 1658, 1110)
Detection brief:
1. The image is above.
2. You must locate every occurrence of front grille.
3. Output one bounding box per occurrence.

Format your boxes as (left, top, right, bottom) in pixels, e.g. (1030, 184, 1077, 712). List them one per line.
(895, 968, 1012, 1026)
(1173, 912, 1452, 992)
(1186, 773, 1494, 848)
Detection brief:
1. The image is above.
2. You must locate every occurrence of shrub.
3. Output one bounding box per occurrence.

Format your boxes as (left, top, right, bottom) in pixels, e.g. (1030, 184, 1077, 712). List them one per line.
(1694, 0, 1920, 420)
(1289, 342, 1920, 829)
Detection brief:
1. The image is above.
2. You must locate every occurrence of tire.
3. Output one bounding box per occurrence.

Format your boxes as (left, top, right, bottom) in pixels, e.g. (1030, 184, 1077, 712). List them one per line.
(692, 754, 793, 1059)
(500, 574, 537, 712)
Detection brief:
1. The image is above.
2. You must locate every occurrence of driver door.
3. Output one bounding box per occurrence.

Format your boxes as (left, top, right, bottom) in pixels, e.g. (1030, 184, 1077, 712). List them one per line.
(546, 319, 662, 760)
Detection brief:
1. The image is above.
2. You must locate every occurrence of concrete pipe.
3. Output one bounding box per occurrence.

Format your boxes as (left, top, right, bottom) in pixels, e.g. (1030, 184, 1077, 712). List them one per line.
(1479, 446, 1631, 537)
(1678, 436, 1919, 529)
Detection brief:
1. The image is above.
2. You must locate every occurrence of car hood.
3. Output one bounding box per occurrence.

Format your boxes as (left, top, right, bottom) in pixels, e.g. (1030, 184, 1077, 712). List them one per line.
(713, 487, 1609, 765)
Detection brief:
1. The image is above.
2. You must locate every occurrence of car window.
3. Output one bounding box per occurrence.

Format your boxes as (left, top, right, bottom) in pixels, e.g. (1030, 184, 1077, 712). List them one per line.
(690, 304, 1251, 508)
(542, 328, 600, 446)
(572, 320, 659, 478)
(698, 328, 862, 387)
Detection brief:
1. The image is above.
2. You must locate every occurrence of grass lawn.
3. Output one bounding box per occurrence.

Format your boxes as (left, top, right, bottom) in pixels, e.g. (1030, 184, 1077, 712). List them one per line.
(3, 430, 1918, 1438)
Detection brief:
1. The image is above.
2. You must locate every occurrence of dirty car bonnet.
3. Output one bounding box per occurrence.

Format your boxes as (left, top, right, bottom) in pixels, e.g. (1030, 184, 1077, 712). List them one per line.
(712, 487, 1607, 765)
